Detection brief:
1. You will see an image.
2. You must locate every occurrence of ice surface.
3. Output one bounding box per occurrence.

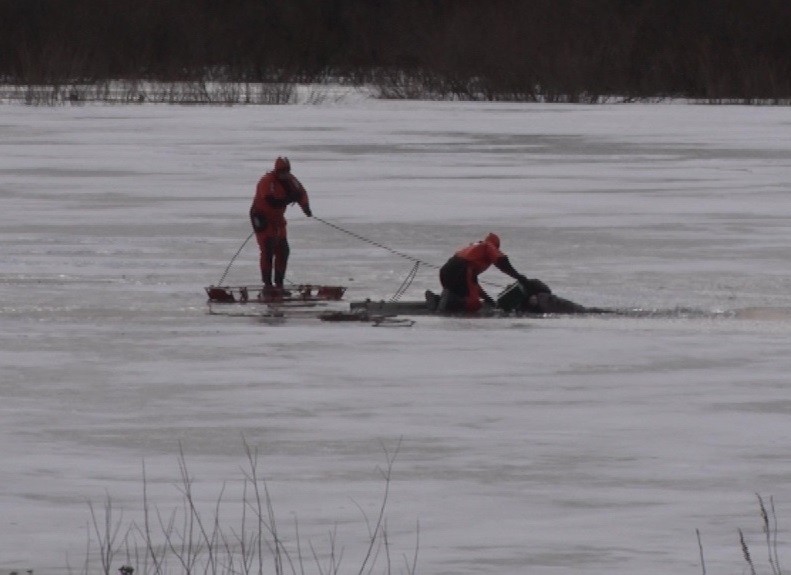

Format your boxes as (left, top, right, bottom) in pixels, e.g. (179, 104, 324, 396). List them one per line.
(2, 99, 791, 574)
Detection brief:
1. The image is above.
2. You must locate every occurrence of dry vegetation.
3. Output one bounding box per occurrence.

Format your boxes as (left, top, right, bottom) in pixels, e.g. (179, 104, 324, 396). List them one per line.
(2, 0, 790, 104)
(78, 440, 417, 575)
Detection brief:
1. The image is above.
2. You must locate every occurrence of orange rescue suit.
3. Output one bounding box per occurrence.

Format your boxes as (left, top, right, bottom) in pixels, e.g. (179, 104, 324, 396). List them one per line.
(454, 241, 505, 276)
(249, 170, 311, 286)
(250, 171, 310, 239)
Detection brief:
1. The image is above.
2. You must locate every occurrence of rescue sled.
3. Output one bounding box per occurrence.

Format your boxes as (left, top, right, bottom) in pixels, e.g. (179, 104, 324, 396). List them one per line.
(205, 283, 347, 317)
(318, 309, 417, 327)
(206, 284, 346, 304)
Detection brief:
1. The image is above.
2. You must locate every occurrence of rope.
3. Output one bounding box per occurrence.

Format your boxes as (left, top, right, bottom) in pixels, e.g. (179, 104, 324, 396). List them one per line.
(390, 261, 420, 302)
(313, 216, 439, 269)
(215, 219, 503, 297)
(215, 231, 254, 286)
(314, 216, 440, 300)
(313, 216, 507, 292)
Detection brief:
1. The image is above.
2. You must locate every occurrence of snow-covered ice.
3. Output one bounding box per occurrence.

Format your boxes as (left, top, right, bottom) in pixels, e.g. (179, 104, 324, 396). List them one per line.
(2, 99, 791, 574)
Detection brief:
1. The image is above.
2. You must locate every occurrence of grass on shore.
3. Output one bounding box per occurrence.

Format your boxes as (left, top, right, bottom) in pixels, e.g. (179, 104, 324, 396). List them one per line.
(77, 439, 417, 575)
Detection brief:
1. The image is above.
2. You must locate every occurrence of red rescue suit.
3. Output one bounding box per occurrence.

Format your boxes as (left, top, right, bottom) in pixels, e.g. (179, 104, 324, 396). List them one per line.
(249, 157, 311, 287)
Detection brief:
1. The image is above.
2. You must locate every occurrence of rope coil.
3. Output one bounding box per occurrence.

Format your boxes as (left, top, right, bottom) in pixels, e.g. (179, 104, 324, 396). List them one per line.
(390, 260, 420, 302)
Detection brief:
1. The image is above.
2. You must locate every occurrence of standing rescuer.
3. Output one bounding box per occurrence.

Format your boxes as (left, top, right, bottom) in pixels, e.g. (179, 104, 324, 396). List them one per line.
(249, 157, 312, 293)
(430, 233, 546, 312)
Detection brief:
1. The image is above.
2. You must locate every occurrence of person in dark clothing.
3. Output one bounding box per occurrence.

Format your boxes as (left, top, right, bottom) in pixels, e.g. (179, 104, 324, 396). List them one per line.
(427, 233, 541, 312)
(495, 282, 594, 315)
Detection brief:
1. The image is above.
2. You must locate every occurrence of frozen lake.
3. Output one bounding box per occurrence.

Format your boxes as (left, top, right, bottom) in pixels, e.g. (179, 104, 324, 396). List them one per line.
(2, 99, 791, 575)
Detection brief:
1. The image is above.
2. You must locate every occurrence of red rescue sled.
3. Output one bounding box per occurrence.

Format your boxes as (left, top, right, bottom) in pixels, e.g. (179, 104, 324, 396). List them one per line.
(205, 284, 346, 305)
